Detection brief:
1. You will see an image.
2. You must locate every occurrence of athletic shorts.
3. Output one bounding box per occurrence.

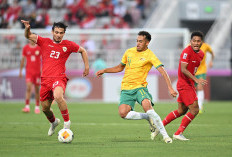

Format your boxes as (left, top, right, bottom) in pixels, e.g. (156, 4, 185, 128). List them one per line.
(26, 73, 40, 85)
(177, 87, 198, 106)
(195, 73, 206, 86)
(119, 87, 154, 111)
(40, 77, 68, 101)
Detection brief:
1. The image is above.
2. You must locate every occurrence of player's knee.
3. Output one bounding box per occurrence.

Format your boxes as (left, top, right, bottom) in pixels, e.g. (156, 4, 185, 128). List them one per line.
(118, 111, 128, 118)
(141, 99, 153, 111)
(54, 94, 63, 103)
(190, 108, 199, 116)
(194, 108, 199, 115)
(26, 86, 31, 93)
(177, 108, 187, 116)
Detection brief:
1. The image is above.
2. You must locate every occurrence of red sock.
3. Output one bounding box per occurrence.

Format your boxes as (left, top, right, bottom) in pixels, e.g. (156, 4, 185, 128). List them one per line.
(175, 112, 195, 135)
(61, 109, 69, 122)
(163, 110, 180, 126)
(36, 100, 40, 106)
(25, 99, 30, 105)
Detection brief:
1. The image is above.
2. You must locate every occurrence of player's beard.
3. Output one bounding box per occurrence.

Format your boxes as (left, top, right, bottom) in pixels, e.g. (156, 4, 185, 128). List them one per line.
(53, 37, 62, 43)
(137, 46, 147, 52)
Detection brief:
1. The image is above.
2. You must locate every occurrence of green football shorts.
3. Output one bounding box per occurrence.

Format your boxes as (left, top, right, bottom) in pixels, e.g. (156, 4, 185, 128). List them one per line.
(119, 87, 154, 111)
(195, 73, 206, 86)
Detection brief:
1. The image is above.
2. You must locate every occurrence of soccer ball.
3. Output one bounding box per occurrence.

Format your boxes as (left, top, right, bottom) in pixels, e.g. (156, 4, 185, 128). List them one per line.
(58, 128, 74, 143)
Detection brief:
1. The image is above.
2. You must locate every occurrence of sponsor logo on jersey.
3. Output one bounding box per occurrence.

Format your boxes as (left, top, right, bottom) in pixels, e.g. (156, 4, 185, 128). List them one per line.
(63, 47, 67, 52)
(140, 58, 145, 61)
(48, 45, 54, 47)
(35, 50, 40, 55)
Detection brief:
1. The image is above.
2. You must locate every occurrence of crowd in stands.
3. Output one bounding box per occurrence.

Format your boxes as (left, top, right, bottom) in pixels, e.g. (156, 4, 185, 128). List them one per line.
(0, 0, 153, 29)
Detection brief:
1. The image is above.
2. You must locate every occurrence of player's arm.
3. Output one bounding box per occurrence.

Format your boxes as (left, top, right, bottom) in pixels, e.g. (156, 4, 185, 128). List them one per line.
(181, 62, 207, 85)
(157, 66, 177, 98)
(21, 20, 37, 43)
(208, 50, 215, 68)
(78, 46, 89, 77)
(19, 56, 25, 78)
(96, 63, 125, 77)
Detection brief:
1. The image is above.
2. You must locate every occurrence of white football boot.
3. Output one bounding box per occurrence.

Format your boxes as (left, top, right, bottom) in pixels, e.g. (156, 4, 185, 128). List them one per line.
(173, 134, 189, 141)
(48, 118, 60, 136)
(148, 118, 160, 140)
(163, 136, 173, 143)
(151, 129, 160, 140)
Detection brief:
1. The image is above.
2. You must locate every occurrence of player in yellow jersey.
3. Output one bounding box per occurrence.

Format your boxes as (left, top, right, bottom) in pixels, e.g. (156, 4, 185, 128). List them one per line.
(96, 31, 177, 143)
(195, 42, 215, 113)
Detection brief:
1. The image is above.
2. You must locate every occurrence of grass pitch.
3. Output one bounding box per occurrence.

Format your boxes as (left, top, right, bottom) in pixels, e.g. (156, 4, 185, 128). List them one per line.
(0, 101, 231, 157)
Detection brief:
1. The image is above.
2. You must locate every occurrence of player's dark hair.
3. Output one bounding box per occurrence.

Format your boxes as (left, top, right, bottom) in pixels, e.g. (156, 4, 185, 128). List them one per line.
(52, 22, 68, 32)
(191, 31, 204, 41)
(138, 31, 151, 42)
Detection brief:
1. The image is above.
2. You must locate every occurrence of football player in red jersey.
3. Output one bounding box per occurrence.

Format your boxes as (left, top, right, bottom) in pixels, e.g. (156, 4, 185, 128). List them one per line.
(153, 31, 208, 141)
(19, 40, 41, 114)
(21, 20, 89, 136)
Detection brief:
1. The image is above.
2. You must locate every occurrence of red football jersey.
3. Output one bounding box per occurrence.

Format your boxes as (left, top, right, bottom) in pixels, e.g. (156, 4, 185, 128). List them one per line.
(22, 44, 41, 75)
(36, 36, 80, 77)
(177, 45, 204, 90)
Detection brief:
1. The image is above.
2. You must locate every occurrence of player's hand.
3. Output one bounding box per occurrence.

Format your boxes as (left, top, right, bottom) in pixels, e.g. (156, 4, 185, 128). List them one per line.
(82, 68, 89, 77)
(19, 72, 22, 78)
(169, 88, 178, 98)
(96, 70, 104, 77)
(196, 78, 207, 86)
(208, 60, 213, 68)
(21, 20, 30, 29)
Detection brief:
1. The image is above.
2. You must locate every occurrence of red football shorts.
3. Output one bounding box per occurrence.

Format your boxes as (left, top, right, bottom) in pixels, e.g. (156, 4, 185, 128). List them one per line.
(26, 73, 40, 85)
(40, 77, 68, 101)
(177, 87, 198, 106)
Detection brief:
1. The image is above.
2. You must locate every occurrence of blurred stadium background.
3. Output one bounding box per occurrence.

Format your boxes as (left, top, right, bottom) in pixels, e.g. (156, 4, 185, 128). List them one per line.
(0, 0, 231, 103)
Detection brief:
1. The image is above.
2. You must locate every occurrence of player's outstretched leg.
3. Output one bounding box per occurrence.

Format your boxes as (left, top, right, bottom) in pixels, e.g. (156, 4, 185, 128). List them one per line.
(147, 109, 172, 143)
(173, 112, 195, 141)
(173, 101, 198, 141)
(48, 118, 60, 136)
(119, 105, 158, 140)
(124, 111, 160, 140)
(163, 110, 181, 126)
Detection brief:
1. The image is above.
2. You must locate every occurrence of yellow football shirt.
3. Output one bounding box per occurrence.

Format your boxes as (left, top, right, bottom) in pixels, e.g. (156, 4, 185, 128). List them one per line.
(195, 43, 213, 75)
(120, 47, 163, 90)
